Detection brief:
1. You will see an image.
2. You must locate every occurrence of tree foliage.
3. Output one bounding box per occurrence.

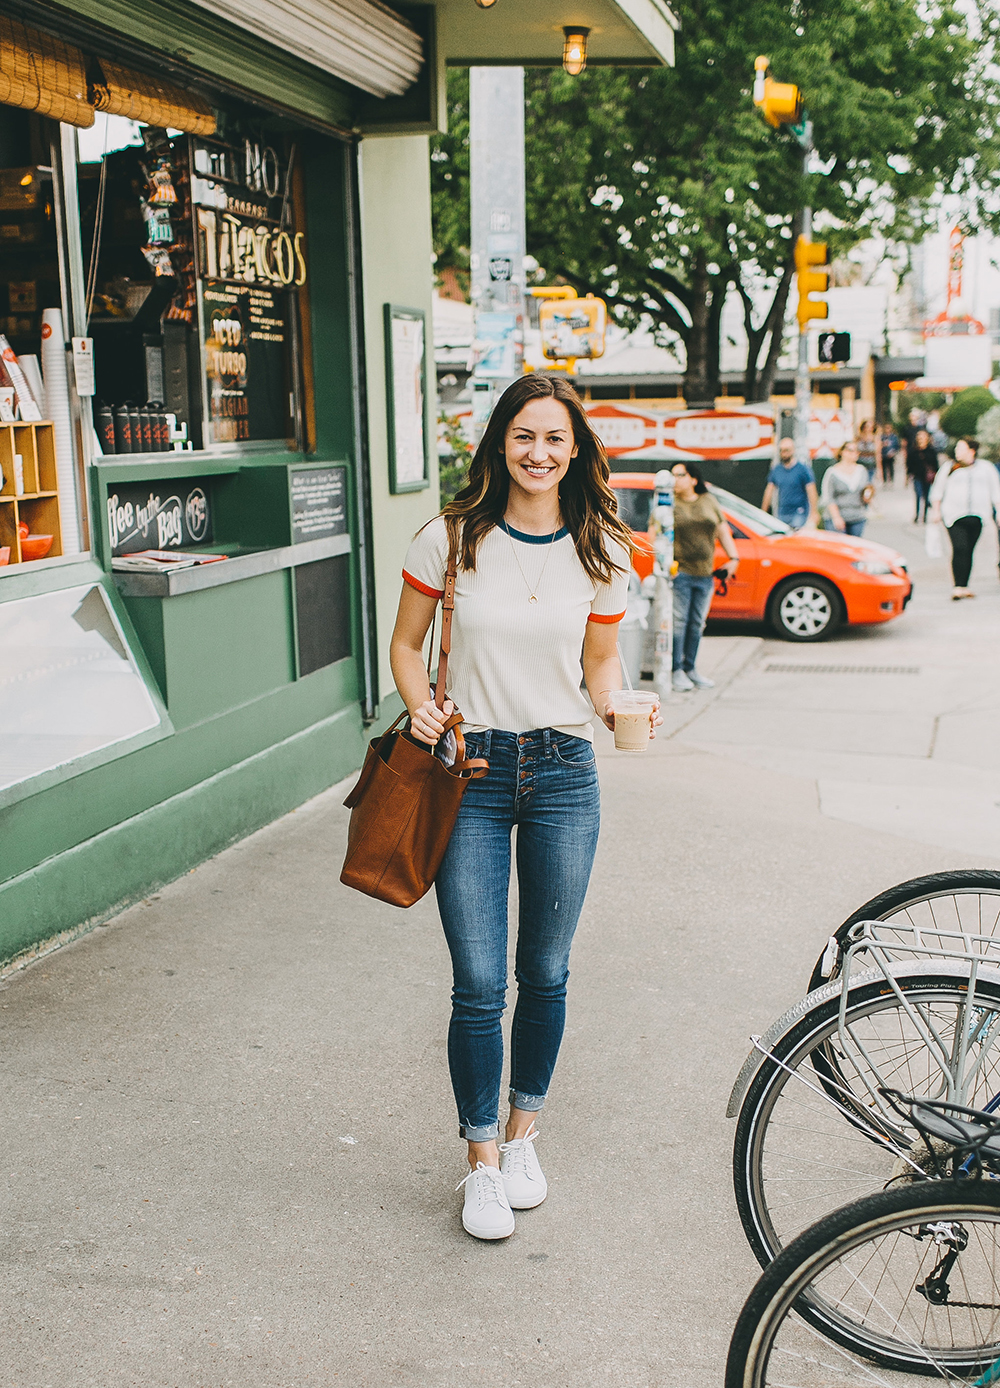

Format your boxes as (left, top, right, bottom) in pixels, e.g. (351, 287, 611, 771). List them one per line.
(430, 0, 1000, 403)
(939, 385, 997, 439)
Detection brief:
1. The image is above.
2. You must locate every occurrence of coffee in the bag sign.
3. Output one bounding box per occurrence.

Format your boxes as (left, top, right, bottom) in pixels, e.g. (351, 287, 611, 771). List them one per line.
(107, 480, 213, 555)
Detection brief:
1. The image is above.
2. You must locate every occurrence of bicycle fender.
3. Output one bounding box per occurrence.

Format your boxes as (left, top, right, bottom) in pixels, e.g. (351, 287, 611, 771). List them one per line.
(725, 958, 1000, 1119)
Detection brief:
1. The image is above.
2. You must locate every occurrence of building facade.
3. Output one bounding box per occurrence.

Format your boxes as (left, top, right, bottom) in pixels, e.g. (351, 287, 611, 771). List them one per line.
(0, 0, 673, 966)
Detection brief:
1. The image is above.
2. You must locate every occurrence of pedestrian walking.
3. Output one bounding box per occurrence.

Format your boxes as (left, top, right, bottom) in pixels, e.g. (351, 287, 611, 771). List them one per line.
(388, 374, 661, 1242)
(820, 440, 873, 536)
(881, 423, 900, 485)
(928, 436, 1000, 599)
(856, 419, 881, 483)
(670, 461, 739, 692)
(906, 428, 939, 523)
(761, 438, 820, 530)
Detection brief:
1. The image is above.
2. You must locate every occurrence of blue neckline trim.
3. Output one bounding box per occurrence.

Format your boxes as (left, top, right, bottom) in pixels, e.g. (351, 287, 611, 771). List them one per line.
(498, 519, 569, 545)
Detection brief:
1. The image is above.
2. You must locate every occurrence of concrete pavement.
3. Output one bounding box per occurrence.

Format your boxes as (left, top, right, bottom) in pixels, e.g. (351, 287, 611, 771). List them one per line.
(2, 481, 998, 1387)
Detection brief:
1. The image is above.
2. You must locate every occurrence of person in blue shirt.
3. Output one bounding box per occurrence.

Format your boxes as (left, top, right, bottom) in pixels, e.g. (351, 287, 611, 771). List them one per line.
(761, 438, 820, 529)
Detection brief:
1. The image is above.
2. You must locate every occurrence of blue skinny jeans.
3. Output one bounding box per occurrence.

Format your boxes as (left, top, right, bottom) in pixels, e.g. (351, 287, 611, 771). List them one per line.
(672, 572, 715, 674)
(434, 728, 601, 1141)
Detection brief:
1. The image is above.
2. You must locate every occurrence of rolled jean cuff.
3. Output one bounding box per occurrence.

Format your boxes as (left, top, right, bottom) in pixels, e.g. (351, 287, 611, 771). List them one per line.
(509, 1088, 546, 1113)
(459, 1122, 500, 1142)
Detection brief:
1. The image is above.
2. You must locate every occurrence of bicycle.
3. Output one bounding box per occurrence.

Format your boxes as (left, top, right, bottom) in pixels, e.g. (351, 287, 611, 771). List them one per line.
(730, 922, 1000, 1268)
(810, 871, 1000, 992)
(727, 1091, 1000, 1386)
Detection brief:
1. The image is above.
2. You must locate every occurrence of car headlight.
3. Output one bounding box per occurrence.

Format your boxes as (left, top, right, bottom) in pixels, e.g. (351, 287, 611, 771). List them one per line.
(851, 559, 893, 575)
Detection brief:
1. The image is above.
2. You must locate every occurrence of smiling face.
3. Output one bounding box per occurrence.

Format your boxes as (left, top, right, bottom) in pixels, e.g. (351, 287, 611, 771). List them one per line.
(503, 398, 578, 502)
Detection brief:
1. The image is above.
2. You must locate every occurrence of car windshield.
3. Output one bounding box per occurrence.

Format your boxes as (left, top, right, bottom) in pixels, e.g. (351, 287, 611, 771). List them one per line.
(707, 485, 791, 536)
(612, 487, 653, 532)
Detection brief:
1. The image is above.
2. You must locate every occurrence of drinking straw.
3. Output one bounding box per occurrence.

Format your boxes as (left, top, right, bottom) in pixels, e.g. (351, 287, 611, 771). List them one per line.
(616, 641, 634, 691)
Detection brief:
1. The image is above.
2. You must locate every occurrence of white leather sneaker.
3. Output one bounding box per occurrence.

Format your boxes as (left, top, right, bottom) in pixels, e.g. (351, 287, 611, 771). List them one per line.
(499, 1125, 547, 1209)
(672, 670, 694, 692)
(689, 670, 715, 689)
(456, 1162, 515, 1240)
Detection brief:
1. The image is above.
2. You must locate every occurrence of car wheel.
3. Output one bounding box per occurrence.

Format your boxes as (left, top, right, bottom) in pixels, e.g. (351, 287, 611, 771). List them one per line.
(769, 576, 842, 642)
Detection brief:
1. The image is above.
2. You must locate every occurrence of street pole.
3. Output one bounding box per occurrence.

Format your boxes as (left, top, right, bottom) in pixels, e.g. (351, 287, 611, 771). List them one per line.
(469, 67, 526, 436)
(793, 120, 813, 468)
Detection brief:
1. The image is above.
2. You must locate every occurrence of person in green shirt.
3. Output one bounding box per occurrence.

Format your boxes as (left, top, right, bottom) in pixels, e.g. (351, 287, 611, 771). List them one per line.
(670, 462, 739, 692)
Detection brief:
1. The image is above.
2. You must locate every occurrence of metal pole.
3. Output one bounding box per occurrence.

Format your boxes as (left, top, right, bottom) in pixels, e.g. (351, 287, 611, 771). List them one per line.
(793, 122, 813, 467)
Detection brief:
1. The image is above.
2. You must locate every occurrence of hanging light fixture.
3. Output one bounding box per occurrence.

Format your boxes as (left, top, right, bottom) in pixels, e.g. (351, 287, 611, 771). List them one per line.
(562, 26, 590, 75)
(474, 0, 499, 8)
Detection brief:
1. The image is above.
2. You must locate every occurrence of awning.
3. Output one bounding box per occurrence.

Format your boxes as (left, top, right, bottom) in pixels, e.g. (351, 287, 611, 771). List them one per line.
(0, 14, 94, 127)
(436, 0, 678, 67)
(184, 0, 424, 99)
(90, 60, 216, 135)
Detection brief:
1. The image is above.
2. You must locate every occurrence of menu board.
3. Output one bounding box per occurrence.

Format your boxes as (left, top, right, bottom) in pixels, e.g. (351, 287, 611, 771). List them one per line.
(290, 466, 347, 544)
(384, 305, 428, 493)
(202, 280, 288, 444)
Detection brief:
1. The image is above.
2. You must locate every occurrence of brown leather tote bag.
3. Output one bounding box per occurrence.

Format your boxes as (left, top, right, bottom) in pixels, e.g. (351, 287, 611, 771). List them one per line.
(339, 538, 487, 908)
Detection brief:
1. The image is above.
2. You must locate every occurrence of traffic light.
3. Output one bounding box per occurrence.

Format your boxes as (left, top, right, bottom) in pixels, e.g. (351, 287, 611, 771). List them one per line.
(753, 56, 803, 128)
(795, 236, 829, 327)
(817, 332, 851, 364)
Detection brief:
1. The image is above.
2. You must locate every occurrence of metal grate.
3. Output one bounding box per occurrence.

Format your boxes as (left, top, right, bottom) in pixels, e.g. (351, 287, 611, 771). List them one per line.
(764, 663, 920, 676)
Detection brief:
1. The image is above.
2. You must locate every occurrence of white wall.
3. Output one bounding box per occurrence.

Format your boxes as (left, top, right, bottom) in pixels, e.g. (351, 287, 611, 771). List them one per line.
(358, 134, 439, 701)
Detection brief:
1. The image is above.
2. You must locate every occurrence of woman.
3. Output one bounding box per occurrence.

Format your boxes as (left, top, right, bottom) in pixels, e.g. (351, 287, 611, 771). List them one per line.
(906, 428, 939, 523)
(821, 440, 872, 537)
(670, 461, 739, 693)
(389, 375, 661, 1241)
(929, 436, 1000, 599)
(857, 419, 882, 483)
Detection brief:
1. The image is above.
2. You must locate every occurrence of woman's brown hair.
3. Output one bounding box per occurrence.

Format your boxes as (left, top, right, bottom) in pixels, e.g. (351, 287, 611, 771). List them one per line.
(442, 374, 633, 585)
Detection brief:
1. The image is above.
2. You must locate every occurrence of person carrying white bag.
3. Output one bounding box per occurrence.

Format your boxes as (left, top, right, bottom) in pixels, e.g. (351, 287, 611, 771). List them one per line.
(928, 436, 1000, 599)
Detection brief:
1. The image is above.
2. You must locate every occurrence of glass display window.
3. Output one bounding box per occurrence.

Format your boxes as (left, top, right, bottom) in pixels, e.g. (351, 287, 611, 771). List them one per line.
(79, 109, 309, 460)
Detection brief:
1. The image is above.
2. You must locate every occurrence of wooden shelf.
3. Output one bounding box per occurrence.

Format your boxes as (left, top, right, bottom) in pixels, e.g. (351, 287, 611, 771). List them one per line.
(0, 422, 64, 567)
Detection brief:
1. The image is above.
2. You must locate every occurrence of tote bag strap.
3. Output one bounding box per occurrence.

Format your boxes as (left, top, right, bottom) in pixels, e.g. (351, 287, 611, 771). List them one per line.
(433, 531, 458, 711)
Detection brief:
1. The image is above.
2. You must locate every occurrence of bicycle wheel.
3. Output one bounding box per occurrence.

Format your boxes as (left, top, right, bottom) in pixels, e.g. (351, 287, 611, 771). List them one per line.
(809, 871, 1000, 992)
(726, 1180, 1000, 1385)
(733, 971, 1000, 1268)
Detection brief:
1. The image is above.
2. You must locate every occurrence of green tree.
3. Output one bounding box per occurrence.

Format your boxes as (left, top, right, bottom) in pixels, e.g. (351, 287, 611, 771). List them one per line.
(939, 386, 997, 439)
(431, 1, 1000, 404)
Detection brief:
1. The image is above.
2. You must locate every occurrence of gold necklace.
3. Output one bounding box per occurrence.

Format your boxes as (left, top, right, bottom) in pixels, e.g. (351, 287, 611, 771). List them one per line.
(501, 518, 561, 603)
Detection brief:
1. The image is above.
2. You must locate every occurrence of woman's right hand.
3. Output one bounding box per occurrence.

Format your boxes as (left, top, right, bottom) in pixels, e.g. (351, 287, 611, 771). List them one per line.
(409, 697, 455, 746)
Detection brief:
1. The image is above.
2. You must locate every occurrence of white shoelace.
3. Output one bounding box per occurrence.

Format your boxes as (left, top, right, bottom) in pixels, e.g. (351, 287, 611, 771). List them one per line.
(455, 1161, 508, 1206)
(498, 1126, 540, 1178)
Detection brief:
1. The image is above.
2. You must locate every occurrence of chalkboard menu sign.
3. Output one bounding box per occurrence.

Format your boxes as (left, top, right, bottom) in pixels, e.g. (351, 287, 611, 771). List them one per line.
(290, 466, 347, 544)
(202, 280, 288, 444)
(106, 479, 213, 556)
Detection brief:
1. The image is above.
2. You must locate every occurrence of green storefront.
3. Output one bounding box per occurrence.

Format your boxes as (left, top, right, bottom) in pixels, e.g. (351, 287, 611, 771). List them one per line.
(0, 0, 674, 967)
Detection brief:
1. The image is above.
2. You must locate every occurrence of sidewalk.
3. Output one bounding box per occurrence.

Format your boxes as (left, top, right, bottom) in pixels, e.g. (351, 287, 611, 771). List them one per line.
(2, 480, 997, 1387)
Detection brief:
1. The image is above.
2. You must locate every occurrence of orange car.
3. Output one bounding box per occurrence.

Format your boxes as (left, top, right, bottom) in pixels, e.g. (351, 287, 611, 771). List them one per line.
(610, 472, 912, 642)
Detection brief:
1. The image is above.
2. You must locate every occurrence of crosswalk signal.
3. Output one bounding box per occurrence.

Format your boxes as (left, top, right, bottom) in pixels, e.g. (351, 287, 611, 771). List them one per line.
(817, 331, 851, 364)
(795, 236, 829, 328)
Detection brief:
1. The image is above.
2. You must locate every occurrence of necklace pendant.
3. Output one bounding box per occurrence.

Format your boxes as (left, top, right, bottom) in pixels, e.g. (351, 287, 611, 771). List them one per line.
(529, 594, 538, 603)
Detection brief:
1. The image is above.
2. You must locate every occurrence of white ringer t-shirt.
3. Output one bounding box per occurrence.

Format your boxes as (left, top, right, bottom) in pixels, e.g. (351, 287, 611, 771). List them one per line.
(403, 515, 629, 740)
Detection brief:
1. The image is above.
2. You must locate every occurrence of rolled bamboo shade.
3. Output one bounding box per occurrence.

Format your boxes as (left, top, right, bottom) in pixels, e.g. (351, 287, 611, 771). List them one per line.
(90, 61, 216, 135)
(0, 16, 94, 127)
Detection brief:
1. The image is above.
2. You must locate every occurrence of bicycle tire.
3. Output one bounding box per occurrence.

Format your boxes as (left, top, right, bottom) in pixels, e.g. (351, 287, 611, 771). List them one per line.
(733, 971, 1000, 1268)
(808, 870, 1000, 992)
(726, 1179, 1000, 1385)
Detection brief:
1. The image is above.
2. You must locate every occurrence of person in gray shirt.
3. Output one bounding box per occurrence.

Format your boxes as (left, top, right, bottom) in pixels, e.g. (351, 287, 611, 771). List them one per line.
(821, 440, 872, 537)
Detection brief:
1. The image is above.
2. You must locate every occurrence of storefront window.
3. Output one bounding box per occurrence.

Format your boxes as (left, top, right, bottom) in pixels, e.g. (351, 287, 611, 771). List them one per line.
(0, 106, 74, 568)
(79, 113, 308, 457)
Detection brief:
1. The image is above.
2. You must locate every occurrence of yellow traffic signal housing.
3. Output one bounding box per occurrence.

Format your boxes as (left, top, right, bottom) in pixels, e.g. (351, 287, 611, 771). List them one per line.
(760, 78, 802, 128)
(795, 236, 829, 327)
(753, 58, 803, 127)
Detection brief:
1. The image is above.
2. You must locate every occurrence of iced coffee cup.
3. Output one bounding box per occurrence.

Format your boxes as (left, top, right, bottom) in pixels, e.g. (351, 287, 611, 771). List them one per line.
(607, 690, 659, 753)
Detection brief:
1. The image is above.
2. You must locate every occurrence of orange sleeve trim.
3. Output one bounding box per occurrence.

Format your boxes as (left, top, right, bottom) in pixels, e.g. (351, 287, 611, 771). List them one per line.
(588, 610, 626, 625)
(402, 569, 445, 599)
